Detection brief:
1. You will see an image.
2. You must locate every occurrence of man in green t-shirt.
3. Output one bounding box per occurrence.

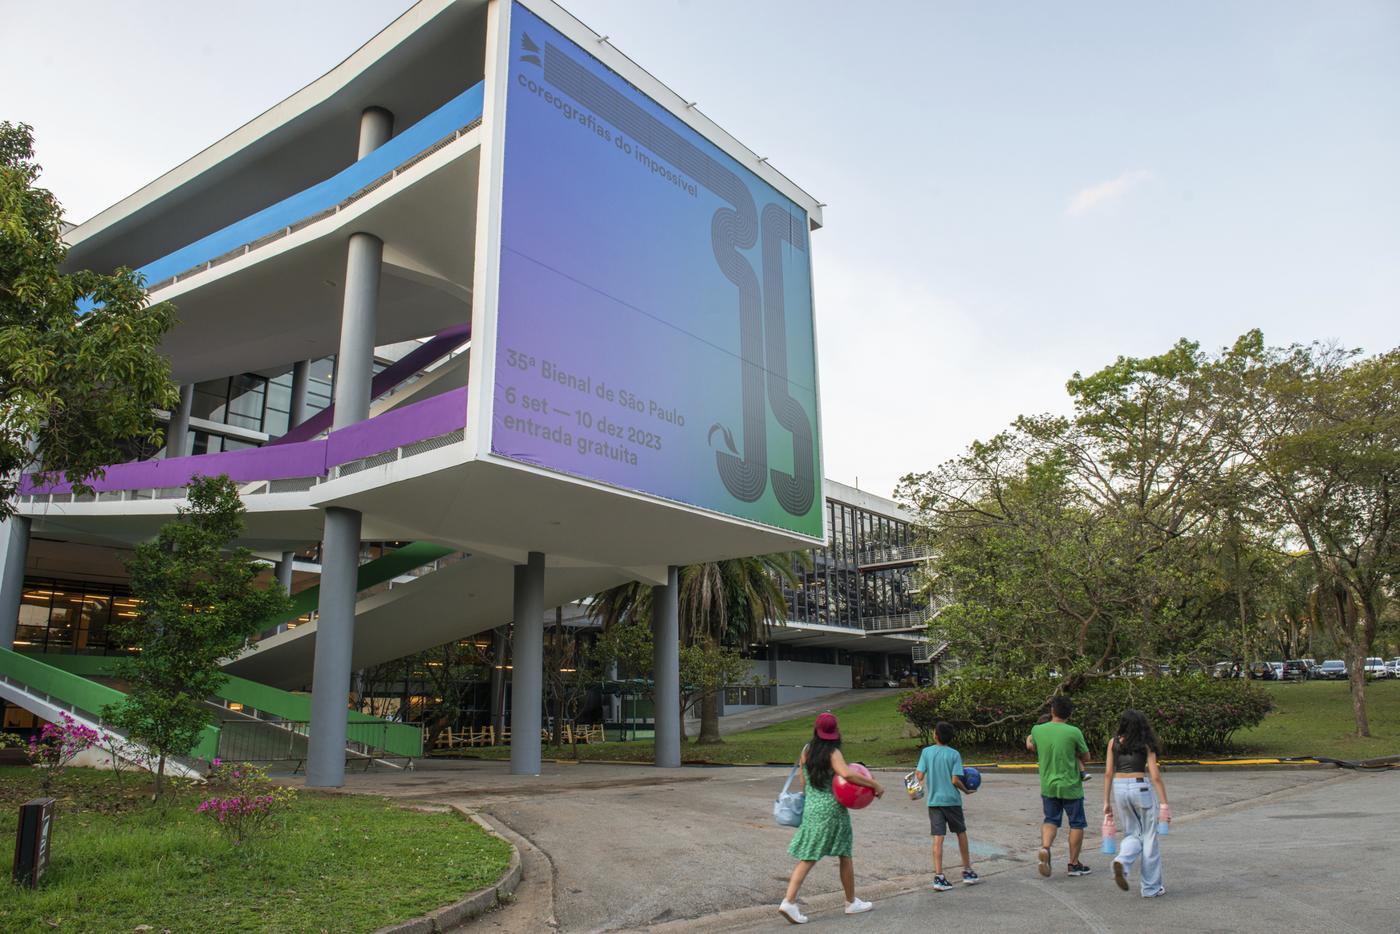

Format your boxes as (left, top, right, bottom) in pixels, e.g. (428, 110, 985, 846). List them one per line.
(1026, 695, 1092, 878)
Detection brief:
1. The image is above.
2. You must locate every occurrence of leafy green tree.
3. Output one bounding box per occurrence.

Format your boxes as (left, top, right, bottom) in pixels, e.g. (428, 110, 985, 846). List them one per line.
(898, 339, 1282, 685)
(1209, 332, 1400, 735)
(0, 122, 176, 514)
(105, 476, 291, 795)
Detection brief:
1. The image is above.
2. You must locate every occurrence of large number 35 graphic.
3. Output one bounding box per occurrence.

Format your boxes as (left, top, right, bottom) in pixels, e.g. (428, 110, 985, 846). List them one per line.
(523, 29, 815, 519)
(706, 203, 816, 518)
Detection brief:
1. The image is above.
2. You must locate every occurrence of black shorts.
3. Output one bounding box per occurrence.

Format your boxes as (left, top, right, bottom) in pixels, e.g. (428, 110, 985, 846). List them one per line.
(928, 805, 966, 835)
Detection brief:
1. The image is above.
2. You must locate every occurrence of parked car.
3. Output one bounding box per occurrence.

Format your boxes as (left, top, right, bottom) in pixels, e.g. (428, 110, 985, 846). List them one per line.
(1316, 659, 1348, 680)
(1282, 660, 1312, 681)
(1387, 658, 1400, 679)
(1363, 657, 1387, 679)
(1213, 661, 1243, 679)
(859, 673, 897, 689)
(1246, 661, 1276, 681)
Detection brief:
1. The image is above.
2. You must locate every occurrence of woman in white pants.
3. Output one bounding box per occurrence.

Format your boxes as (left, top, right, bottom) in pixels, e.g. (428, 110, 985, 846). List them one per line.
(1102, 709, 1170, 897)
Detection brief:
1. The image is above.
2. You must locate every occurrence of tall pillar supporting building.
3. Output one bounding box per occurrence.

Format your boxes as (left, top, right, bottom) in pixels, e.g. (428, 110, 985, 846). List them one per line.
(0, 516, 31, 649)
(652, 565, 681, 769)
(166, 384, 194, 458)
(289, 359, 311, 429)
(489, 626, 508, 737)
(306, 506, 363, 786)
(509, 553, 545, 776)
(306, 105, 392, 789)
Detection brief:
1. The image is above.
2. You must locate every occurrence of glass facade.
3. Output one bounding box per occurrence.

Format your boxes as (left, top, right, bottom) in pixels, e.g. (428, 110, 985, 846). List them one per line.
(783, 496, 924, 630)
(171, 356, 338, 456)
(14, 579, 138, 655)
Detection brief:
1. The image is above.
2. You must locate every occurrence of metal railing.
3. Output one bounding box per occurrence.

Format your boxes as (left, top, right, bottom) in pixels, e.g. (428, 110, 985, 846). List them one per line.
(912, 641, 950, 664)
(215, 718, 418, 767)
(858, 543, 935, 567)
(723, 685, 775, 707)
(19, 425, 465, 507)
(861, 610, 935, 632)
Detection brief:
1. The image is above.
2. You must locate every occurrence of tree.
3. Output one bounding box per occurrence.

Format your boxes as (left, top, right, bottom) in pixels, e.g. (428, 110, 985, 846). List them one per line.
(897, 339, 1294, 685)
(0, 122, 176, 515)
(679, 556, 798, 744)
(1209, 333, 1400, 735)
(105, 475, 291, 795)
(588, 555, 799, 744)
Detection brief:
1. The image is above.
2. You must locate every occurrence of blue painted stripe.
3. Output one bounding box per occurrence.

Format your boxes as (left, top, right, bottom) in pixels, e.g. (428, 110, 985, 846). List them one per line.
(80, 81, 484, 312)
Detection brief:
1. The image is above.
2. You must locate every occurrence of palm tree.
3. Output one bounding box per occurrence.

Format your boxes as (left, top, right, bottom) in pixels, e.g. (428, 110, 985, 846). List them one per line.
(587, 553, 806, 744)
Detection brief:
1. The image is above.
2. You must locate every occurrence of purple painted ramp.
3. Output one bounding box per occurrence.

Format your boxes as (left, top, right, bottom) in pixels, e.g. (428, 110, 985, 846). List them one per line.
(273, 322, 471, 446)
(21, 388, 467, 496)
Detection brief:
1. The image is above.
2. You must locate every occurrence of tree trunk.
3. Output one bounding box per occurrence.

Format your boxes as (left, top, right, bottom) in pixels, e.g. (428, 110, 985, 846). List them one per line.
(155, 753, 167, 799)
(1346, 642, 1370, 737)
(678, 693, 688, 742)
(697, 692, 722, 745)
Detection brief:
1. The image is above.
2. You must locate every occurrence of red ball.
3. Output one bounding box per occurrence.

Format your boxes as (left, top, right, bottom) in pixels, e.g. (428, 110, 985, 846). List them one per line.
(833, 763, 876, 809)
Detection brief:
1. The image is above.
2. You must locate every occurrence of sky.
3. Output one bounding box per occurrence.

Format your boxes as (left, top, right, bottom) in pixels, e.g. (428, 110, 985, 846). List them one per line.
(5, 1, 1398, 498)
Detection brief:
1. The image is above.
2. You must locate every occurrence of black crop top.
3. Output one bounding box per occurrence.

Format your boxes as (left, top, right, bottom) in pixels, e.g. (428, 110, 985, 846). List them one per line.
(1112, 737, 1148, 773)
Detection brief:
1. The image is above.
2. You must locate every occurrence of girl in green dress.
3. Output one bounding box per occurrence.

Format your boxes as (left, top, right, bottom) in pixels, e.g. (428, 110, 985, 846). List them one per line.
(779, 712, 884, 924)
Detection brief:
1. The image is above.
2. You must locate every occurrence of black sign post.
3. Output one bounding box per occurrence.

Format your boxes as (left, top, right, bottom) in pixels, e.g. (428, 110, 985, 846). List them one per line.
(12, 797, 55, 888)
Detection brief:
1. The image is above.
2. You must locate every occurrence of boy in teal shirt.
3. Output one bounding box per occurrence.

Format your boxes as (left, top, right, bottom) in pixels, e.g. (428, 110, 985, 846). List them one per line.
(914, 721, 980, 890)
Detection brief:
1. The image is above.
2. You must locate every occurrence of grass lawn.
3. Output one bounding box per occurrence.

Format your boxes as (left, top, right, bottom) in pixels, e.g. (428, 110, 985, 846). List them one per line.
(451, 679, 1400, 769)
(0, 766, 511, 933)
(460, 694, 936, 769)
(1235, 678, 1400, 761)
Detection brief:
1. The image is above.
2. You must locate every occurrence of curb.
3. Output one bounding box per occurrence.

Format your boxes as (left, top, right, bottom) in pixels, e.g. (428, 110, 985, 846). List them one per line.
(373, 808, 523, 934)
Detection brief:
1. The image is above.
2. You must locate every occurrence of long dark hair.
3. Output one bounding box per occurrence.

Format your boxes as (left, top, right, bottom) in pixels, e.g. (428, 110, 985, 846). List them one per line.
(806, 732, 841, 791)
(1115, 709, 1162, 758)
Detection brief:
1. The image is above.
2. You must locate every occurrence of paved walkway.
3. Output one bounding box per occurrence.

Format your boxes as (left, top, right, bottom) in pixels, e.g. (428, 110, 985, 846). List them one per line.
(292, 758, 1397, 933)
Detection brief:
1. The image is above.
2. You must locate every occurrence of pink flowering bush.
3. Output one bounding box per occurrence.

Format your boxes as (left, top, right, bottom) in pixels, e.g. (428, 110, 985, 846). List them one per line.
(26, 713, 102, 794)
(198, 760, 297, 847)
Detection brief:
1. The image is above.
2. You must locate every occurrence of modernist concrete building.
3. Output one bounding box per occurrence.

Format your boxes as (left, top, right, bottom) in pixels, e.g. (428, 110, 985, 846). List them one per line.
(0, 0, 935, 782)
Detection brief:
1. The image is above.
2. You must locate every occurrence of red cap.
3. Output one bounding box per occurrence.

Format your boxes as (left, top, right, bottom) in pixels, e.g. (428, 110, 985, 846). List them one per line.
(815, 712, 840, 741)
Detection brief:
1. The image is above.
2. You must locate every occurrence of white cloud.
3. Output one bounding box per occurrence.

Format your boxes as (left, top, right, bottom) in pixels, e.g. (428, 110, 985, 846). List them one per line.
(1066, 169, 1155, 217)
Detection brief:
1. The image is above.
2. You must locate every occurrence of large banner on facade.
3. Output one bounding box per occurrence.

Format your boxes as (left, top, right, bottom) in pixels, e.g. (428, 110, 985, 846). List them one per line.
(490, 2, 822, 538)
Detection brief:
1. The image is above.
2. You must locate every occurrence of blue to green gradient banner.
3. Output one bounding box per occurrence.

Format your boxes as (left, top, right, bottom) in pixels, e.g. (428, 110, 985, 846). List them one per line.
(491, 3, 822, 538)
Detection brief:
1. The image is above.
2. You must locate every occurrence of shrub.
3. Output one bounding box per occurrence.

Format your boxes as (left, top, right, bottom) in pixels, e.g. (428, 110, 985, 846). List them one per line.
(198, 759, 297, 848)
(898, 675, 1273, 755)
(26, 713, 102, 794)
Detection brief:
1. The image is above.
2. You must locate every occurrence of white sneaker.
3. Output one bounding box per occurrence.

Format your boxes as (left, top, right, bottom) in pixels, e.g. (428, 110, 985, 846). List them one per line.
(844, 897, 873, 914)
(779, 900, 808, 924)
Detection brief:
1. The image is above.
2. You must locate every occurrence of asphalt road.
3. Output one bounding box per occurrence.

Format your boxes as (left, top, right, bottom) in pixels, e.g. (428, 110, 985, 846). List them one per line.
(316, 759, 1396, 933)
(704, 767, 1399, 934)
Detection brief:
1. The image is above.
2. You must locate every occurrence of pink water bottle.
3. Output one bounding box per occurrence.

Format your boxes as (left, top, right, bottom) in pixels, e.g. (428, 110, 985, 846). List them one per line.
(1100, 813, 1118, 854)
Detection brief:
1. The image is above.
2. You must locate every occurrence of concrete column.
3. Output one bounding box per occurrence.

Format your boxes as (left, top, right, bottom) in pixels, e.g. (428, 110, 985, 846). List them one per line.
(166, 384, 193, 458)
(489, 626, 507, 737)
(332, 234, 383, 430)
(357, 107, 394, 158)
(767, 645, 780, 705)
(652, 565, 680, 769)
(510, 553, 545, 775)
(289, 359, 311, 429)
(306, 507, 362, 787)
(882, 653, 891, 680)
(276, 552, 296, 594)
(607, 660, 621, 724)
(305, 105, 393, 788)
(0, 516, 32, 649)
